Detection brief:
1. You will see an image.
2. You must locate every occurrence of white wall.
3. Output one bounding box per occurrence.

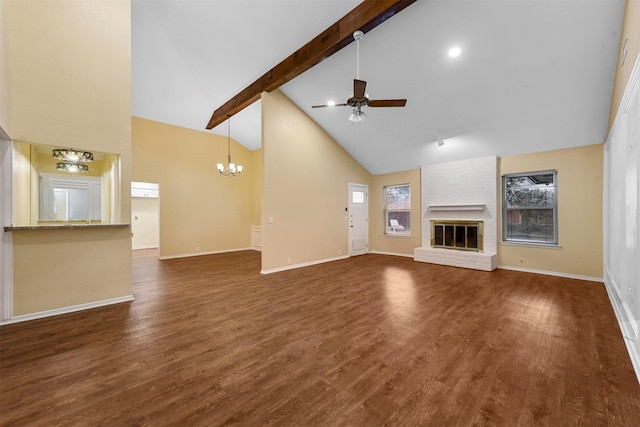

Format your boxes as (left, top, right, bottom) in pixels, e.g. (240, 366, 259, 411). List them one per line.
(0, 137, 12, 320)
(604, 54, 640, 382)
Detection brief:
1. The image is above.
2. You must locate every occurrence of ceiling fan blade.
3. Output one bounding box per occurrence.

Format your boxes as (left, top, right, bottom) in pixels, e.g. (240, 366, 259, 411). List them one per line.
(368, 99, 407, 107)
(354, 79, 367, 99)
(311, 103, 348, 108)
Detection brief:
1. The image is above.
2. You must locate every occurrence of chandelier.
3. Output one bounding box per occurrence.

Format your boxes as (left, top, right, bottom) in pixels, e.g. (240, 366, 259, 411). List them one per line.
(216, 116, 243, 176)
(53, 148, 93, 173)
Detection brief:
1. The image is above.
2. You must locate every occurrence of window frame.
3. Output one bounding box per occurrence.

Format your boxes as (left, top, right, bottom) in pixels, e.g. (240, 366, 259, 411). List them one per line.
(502, 170, 558, 245)
(383, 183, 411, 236)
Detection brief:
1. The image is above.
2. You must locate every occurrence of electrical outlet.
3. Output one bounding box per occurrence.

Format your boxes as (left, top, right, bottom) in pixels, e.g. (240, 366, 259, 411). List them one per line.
(196, 246, 200, 252)
(287, 257, 292, 265)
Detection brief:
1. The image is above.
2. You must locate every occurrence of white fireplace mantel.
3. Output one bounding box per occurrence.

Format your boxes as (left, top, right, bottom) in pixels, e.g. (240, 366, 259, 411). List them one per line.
(427, 204, 486, 212)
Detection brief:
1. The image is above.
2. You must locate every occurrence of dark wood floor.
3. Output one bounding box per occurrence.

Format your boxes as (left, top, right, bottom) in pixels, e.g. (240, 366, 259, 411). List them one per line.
(1, 250, 639, 426)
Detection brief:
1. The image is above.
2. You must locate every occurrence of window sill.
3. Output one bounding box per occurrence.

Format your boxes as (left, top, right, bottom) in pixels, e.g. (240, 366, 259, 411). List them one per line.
(382, 233, 412, 238)
(500, 241, 562, 250)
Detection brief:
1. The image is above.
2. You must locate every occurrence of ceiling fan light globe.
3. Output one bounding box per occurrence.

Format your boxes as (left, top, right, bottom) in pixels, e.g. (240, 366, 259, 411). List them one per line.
(348, 108, 367, 124)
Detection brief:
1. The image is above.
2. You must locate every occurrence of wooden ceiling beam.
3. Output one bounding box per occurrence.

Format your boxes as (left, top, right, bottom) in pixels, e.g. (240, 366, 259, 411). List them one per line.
(206, 0, 417, 130)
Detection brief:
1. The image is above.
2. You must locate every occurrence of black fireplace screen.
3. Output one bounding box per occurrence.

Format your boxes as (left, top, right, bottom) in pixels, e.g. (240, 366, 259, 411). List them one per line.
(431, 221, 483, 252)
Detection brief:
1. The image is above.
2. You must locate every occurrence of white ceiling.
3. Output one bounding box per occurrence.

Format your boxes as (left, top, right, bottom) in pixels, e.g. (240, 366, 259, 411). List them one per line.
(132, 0, 625, 175)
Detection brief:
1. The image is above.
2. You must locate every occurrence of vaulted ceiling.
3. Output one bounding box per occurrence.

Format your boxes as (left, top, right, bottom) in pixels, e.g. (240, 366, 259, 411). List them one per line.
(132, 0, 625, 175)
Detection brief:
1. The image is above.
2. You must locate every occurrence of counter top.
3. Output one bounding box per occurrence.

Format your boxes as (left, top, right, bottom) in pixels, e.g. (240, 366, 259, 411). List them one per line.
(4, 223, 130, 231)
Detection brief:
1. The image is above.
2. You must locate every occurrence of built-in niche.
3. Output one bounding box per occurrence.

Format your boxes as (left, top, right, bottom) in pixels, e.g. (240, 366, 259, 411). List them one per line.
(11, 140, 121, 226)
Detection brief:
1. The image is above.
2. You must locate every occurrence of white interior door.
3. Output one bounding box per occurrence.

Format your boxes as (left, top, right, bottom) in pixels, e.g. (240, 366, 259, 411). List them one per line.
(349, 183, 368, 256)
(131, 182, 160, 250)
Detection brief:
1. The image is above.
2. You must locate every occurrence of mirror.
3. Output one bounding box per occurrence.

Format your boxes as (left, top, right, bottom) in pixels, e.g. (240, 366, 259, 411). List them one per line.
(12, 140, 120, 226)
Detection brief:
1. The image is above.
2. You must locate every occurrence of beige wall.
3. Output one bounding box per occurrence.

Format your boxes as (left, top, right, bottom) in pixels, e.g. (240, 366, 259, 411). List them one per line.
(609, 0, 640, 128)
(261, 90, 371, 271)
(498, 144, 603, 278)
(0, 0, 9, 136)
(5, 0, 132, 316)
(370, 169, 421, 256)
(132, 117, 257, 258)
(12, 228, 132, 315)
(251, 148, 263, 227)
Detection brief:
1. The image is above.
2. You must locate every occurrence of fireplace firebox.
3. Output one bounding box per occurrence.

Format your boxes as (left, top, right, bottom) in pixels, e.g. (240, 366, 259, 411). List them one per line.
(430, 220, 483, 252)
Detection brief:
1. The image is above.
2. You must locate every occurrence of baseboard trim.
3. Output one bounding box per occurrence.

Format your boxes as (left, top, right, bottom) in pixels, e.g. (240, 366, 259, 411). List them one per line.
(623, 337, 640, 385)
(132, 245, 159, 250)
(261, 255, 350, 274)
(369, 251, 414, 258)
(498, 265, 603, 283)
(603, 278, 640, 384)
(0, 295, 135, 326)
(159, 247, 254, 260)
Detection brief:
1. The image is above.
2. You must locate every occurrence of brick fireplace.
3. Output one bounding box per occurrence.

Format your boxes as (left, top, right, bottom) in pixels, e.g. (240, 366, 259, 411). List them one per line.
(414, 156, 498, 271)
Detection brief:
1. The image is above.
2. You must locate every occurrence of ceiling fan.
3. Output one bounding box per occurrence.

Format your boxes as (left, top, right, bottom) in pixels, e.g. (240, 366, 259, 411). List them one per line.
(311, 30, 407, 123)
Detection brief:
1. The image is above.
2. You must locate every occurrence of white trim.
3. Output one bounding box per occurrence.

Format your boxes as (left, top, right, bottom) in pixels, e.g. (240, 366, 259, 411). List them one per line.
(619, 53, 640, 116)
(603, 279, 640, 384)
(500, 241, 562, 250)
(261, 255, 349, 274)
(133, 245, 158, 250)
(369, 251, 414, 258)
(251, 225, 262, 251)
(498, 265, 603, 283)
(0, 137, 13, 321)
(0, 295, 134, 326)
(602, 51, 640, 384)
(428, 204, 485, 211)
(158, 247, 254, 260)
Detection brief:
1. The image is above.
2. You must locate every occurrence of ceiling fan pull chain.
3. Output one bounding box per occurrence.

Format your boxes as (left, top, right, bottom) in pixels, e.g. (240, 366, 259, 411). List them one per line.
(357, 124, 360, 165)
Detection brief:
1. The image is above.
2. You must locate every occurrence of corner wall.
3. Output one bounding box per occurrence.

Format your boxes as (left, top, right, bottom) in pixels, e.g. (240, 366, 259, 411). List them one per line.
(498, 144, 603, 279)
(609, 0, 640, 128)
(3, 0, 132, 317)
(261, 90, 371, 272)
(132, 117, 258, 258)
(369, 169, 421, 256)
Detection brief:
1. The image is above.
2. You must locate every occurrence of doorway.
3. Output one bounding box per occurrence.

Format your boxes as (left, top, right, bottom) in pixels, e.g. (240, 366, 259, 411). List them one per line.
(348, 183, 368, 256)
(131, 182, 159, 250)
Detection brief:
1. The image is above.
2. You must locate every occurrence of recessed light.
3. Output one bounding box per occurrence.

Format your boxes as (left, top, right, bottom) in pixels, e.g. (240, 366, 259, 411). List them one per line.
(448, 46, 461, 58)
(327, 100, 336, 107)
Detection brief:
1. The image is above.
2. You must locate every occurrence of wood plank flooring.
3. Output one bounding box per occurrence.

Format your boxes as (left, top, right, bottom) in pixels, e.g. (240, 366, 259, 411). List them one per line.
(1, 250, 639, 426)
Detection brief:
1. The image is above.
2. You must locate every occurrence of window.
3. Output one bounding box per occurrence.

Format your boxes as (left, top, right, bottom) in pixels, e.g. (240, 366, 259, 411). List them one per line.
(384, 184, 410, 235)
(502, 171, 557, 244)
(39, 173, 102, 222)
